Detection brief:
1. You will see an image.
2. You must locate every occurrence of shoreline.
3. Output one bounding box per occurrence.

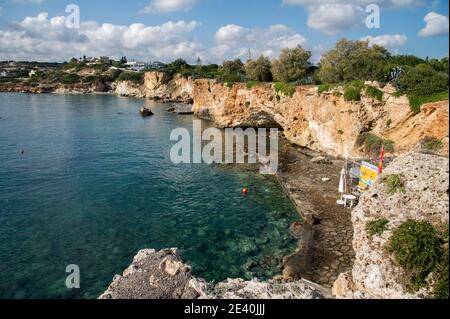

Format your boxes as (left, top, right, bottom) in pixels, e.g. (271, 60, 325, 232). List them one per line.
(1, 89, 354, 293)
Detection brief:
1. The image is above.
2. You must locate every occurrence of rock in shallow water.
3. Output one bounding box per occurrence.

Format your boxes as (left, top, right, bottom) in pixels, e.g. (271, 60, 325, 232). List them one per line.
(140, 107, 154, 117)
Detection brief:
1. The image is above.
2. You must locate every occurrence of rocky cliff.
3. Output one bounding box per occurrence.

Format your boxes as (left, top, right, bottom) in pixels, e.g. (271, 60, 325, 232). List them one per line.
(107, 72, 449, 158)
(113, 72, 193, 103)
(2, 72, 448, 159)
(332, 152, 449, 299)
(192, 80, 449, 158)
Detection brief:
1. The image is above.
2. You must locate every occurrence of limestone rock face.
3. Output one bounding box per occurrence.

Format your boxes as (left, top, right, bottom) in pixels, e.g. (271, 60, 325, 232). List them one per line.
(333, 152, 449, 299)
(99, 248, 327, 299)
(191, 80, 449, 158)
(143, 72, 193, 103)
(114, 81, 145, 98)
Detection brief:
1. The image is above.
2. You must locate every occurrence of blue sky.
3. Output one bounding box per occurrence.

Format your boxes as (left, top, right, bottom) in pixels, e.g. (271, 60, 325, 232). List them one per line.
(0, 0, 448, 63)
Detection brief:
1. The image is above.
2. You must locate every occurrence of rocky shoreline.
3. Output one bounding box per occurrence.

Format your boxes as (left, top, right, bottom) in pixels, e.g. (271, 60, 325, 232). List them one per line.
(99, 248, 330, 299)
(2, 72, 448, 299)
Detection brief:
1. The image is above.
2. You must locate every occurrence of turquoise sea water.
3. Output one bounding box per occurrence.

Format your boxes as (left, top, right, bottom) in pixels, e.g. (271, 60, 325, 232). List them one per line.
(0, 93, 299, 299)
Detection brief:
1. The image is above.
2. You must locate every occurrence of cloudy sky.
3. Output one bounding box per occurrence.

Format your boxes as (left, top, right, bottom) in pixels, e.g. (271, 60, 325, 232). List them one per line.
(0, 0, 448, 63)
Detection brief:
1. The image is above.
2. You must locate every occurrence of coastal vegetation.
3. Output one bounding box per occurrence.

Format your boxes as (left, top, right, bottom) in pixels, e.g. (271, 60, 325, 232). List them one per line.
(274, 82, 296, 97)
(356, 132, 395, 155)
(421, 137, 444, 152)
(365, 85, 384, 101)
(366, 218, 389, 239)
(382, 174, 406, 195)
(387, 220, 448, 298)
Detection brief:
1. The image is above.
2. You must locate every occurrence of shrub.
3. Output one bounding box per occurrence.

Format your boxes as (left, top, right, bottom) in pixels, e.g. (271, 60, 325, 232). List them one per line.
(434, 249, 449, 299)
(245, 101, 251, 108)
(117, 72, 144, 84)
(246, 81, 262, 89)
(274, 82, 296, 97)
(83, 75, 97, 84)
(396, 64, 448, 97)
(344, 86, 361, 101)
(356, 132, 395, 156)
(394, 64, 449, 113)
(382, 174, 406, 195)
(344, 80, 365, 101)
(408, 91, 449, 114)
(318, 84, 333, 95)
(388, 220, 443, 291)
(365, 85, 384, 101)
(366, 219, 389, 238)
(421, 137, 443, 151)
(61, 73, 80, 85)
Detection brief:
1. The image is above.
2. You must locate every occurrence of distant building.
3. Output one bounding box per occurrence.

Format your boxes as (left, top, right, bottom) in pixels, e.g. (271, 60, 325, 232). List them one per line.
(0, 71, 7, 77)
(29, 70, 37, 77)
(86, 56, 110, 64)
(98, 56, 110, 63)
(125, 61, 147, 72)
(124, 60, 166, 72)
(148, 61, 166, 70)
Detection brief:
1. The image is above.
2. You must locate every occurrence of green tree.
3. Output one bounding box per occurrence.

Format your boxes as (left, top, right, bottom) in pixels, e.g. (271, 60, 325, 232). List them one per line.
(218, 59, 246, 83)
(271, 47, 312, 83)
(318, 38, 390, 83)
(245, 55, 273, 82)
(220, 59, 245, 76)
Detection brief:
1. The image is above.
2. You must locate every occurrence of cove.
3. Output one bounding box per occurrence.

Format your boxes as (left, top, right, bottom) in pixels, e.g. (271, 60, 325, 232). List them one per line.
(0, 93, 299, 299)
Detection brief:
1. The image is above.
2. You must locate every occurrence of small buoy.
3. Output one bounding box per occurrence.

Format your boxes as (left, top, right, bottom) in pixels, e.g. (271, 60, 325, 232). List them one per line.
(242, 188, 249, 194)
(20, 149, 24, 154)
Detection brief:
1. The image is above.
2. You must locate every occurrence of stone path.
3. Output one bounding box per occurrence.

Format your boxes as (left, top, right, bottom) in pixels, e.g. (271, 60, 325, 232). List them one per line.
(278, 146, 355, 288)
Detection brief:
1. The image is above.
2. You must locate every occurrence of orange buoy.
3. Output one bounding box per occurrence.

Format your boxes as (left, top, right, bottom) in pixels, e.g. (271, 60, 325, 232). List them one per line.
(242, 188, 249, 195)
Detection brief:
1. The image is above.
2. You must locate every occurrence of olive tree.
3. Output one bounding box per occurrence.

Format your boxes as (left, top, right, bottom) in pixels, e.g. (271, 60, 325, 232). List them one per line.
(271, 47, 312, 83)
(245, 55, 273, 82)
(218, 59, 246, 82)
(317, 38, 390, 83)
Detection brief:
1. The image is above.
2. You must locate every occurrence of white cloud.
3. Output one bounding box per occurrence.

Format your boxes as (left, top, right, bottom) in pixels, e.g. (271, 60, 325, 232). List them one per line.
(283, 0, 424, 34)
(307, 4, 365, 35)
(141, 0, 198, 14)
(0, 12, 203, 62)
(418, 12, 449, 37)
(361, 34, 407, 51)
(210, 24, 307, 61)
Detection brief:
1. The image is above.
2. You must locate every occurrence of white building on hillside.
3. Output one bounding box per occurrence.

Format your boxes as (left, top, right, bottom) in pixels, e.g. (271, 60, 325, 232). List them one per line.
(125, 61, 147, 72)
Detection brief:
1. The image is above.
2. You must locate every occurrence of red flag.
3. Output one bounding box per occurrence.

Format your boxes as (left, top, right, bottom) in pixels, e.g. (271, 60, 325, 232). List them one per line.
(378, 145, 385, 174)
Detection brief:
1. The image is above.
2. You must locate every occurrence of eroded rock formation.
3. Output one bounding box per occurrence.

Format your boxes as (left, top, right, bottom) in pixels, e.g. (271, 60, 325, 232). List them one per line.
(332, 152, 449, 299)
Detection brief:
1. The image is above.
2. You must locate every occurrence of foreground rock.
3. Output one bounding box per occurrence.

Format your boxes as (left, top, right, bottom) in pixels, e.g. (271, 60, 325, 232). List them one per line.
(333, 152, 449, 299)
(99, 248, 327, 299)
(99, 249, 207, 299)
